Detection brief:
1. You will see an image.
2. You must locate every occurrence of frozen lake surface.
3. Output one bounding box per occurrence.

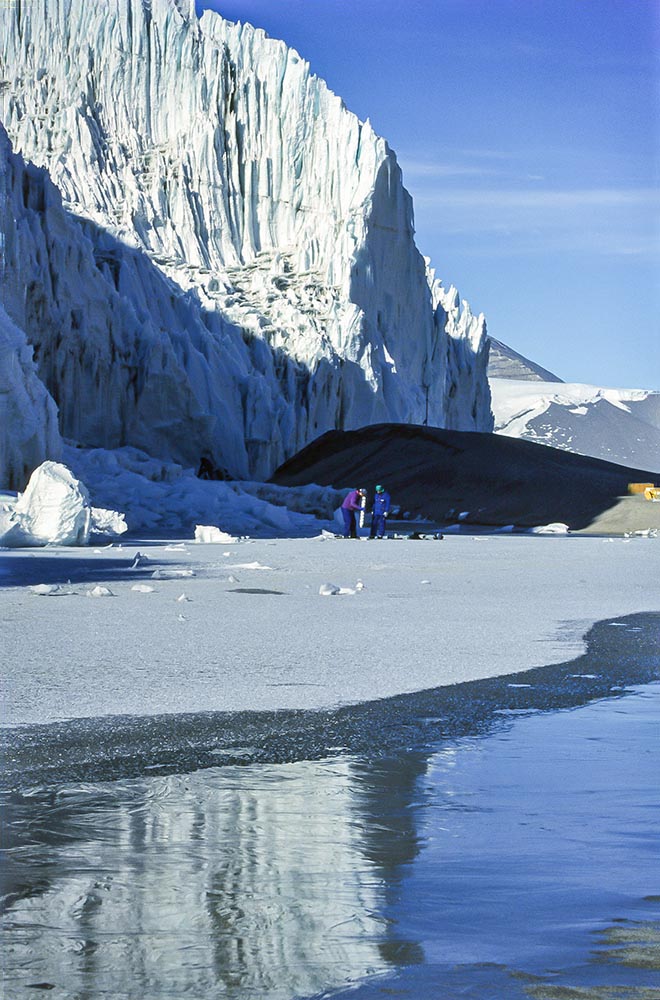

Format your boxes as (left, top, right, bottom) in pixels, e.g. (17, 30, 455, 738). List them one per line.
(1, 612, 659, 999)
(2, 533, 660, 724)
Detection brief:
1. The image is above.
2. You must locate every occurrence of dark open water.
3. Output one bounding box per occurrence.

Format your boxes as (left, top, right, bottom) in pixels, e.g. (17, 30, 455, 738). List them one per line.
(1, 612, 659, 999)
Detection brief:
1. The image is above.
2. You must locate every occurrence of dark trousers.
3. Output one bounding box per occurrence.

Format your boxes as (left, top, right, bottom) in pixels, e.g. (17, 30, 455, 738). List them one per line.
(342, 508, 358, 537)
(370, 514, 386, 538)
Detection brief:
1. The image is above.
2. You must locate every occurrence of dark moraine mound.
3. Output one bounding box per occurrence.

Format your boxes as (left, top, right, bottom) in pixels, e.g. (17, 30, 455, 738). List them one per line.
(271, 423, 659, 529)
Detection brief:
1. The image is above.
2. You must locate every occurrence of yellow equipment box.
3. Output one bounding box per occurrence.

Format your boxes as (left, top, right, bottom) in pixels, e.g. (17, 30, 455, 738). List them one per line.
(628, 482, 655, 495)
(644, 487, 660, 501)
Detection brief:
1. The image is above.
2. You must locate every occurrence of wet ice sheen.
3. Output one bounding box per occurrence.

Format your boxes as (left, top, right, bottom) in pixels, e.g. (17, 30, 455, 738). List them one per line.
(1, 616, 659, 999)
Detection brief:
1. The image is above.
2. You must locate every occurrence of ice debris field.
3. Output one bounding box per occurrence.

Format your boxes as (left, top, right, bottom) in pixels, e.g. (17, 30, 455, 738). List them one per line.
(2, 460, 658, 727)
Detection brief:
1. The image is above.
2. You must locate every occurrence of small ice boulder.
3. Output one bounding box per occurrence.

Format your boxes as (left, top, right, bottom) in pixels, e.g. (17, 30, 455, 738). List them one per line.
(87, 585, 114, 598)
(0, 462, 126, 547)
(319, 582, 356, 595)
(530, 523, 569, 535)
(7, 462, 91, 546)
(29, 583, 62, 596)
(131, 583, 155, 593)
(194, 524, 238, 544)
(91, 507, 127, 536)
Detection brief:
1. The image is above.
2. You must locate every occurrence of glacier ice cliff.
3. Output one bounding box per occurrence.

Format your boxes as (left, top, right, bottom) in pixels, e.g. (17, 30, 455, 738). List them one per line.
(0, 297, 61, 491)
(0, 0, 491, 489)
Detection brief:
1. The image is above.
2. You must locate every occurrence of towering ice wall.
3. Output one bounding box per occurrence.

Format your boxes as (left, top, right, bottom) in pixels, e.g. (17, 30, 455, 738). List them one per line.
(0, 0, 492, 481)
(0, 121, 312, 481)
(0, 127, 62, 489)
(0, 302, 61, 491)
(428, 267, 492, 430)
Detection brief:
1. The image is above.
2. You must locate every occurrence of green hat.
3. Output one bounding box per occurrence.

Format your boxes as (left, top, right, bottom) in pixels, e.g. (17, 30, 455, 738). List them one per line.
(375, 484, 384, 492)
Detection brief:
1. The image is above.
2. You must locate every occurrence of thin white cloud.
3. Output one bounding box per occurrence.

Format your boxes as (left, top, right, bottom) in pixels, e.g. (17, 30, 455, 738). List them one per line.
(401, 159, 500, 180)
(411, 185, 660, 259)
(400, 159, 497, 178)
(420, 230, 659, 258)
(413, 187, 660, 210)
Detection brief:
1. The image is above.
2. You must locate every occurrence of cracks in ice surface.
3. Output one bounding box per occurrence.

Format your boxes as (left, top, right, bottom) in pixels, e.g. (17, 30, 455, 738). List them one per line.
(3, 611, 658, 790)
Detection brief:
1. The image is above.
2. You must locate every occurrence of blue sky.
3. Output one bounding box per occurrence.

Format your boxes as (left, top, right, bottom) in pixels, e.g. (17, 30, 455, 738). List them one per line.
(198, 1, 659, 390)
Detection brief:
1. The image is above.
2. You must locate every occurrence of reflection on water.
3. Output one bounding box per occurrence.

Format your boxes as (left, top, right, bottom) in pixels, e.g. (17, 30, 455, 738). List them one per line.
(1, 612, 660, 999)
(2, 757, 425, 998)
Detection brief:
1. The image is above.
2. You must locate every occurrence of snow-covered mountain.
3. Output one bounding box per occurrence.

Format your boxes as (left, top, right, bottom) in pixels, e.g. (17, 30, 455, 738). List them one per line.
(490, 378, 660, 472)
(0, 0, 491, 490)
(487, 337, 659, 471)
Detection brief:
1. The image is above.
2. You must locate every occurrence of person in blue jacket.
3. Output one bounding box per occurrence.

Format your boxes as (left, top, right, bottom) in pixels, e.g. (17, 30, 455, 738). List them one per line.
(369, 484, 391, 538)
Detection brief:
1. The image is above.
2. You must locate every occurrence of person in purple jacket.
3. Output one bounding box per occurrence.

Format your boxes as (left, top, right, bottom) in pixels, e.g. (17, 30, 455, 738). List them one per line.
(340, 487, 365, 538)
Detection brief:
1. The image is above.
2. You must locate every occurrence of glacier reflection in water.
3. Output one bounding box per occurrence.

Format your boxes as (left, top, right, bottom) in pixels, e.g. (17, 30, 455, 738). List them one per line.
(1, 755, 426, 999)
(2, 612, 660, 999)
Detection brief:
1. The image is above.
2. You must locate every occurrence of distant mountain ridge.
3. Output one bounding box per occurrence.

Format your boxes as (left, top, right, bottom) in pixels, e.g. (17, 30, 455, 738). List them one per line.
(487, 335, 659, 471)
(487, 337, 563, 383)
(489, 378, 660, 473)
